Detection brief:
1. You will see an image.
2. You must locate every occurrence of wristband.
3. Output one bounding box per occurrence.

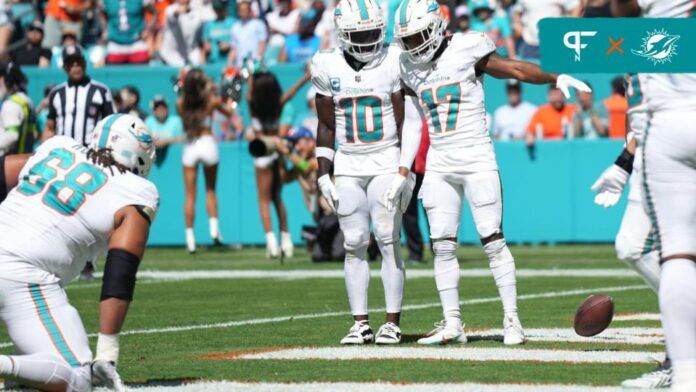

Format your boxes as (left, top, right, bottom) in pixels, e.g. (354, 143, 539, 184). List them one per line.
(316, 147, 335, 162)
(614, 148, 634, 174)
(296, 158, 309, 173)
(95, 333, 120, 364)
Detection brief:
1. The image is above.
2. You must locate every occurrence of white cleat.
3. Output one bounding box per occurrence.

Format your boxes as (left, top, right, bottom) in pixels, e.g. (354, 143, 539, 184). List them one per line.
(340, 320, 374, 345)
(621, 361, 672, 389)
(280, 231, 294, 258)
(375, 322, 401, 345)
(503, 315, 525, 345)
(417, 320, 467, 345)
(265, 232, 280, 258)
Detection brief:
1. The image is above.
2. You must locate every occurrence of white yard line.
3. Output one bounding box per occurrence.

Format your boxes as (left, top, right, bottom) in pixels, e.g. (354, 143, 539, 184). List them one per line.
(232, 346, 661, 364)
(63, 268, 641, 289)
(94, 381, 624, 392)
(614, 313, 661, 322)
(0, 284, 646, 350)
(469, 327, 664, 345)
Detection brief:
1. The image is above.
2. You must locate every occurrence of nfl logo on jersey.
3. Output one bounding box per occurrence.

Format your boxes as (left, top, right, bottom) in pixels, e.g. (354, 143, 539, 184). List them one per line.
(330, 78, 341, 92)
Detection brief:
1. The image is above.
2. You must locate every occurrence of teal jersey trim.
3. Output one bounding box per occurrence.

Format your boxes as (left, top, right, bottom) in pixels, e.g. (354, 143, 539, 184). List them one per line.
(29, 284, 81, 367)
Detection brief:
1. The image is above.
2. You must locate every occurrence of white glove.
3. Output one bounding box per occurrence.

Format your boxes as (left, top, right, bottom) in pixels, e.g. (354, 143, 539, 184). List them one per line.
(590, 164, 629, 208)
(92, 360, 126, 392)
(556, 74, 592, 99)
(317, 174, 339, 213)
(383, 173, 415, 212)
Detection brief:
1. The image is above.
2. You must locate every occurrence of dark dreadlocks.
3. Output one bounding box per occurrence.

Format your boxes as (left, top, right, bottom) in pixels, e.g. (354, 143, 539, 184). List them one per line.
(87, 149, 128, 175)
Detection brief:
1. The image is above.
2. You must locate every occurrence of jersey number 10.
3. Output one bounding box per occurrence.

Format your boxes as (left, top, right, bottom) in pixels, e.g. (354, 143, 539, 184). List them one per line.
(18, 148, 108, 215)
(338, 96, 384, 143)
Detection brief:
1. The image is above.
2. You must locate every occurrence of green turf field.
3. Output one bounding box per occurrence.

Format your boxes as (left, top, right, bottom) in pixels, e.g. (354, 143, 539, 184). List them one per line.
(0, 245, 664, 391)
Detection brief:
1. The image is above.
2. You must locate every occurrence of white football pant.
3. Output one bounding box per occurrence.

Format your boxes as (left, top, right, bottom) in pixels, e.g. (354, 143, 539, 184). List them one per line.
(0, 278, 92, 392)
(643, 110, 696, 389)
(420, 170, 518, 324)
(336, 174, 407, 316)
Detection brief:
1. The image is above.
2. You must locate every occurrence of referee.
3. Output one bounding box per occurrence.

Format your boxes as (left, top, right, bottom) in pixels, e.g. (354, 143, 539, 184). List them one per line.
(41, 45, 115, 280)
(41, 45, 115, 146)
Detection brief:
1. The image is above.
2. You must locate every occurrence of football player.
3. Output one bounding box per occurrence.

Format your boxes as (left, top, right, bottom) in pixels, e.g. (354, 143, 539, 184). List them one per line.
(611, 1, 696, 390)
(591, 74, 671, 389)
(0, 113, 158, 391)
(392, 0, 590, 345)
(313, 0, 421, 344)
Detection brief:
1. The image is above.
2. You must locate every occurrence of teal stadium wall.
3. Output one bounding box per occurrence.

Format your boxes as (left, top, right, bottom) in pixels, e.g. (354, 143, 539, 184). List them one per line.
(24, 65, 626, 245)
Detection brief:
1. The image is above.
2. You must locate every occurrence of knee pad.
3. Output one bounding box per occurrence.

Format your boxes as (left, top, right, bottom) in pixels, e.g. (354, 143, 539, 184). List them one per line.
(373, 216, 396, 246)
(433, 240, 459, 290)
(483, 238, 514, 267)
(476, 221, 501, 240)
(343, 228, 369, 256)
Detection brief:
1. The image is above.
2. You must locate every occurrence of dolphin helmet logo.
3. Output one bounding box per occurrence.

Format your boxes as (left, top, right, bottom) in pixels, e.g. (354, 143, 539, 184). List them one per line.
(632, 29, 680, 65)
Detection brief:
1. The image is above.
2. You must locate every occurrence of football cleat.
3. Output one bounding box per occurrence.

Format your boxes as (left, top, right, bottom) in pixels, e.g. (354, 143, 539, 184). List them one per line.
(417, 320, 467, 345)
(266, 232, 280, 258)
(503, 315, 526, 345)
(280, 231, 294, 258)
(340, 320, 374, 345)
(375, 322, 401, 345)
(621, 360, 672, 389)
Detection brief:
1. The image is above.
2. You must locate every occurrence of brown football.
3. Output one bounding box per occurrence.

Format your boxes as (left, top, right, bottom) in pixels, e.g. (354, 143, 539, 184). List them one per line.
(574, 294, 614, 337)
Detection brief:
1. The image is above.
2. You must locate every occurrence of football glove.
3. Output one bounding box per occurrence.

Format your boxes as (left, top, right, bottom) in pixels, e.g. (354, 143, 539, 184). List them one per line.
(556, 74, 592, 99)
(317, 174, 339, 214)
(92, 360, 126, 392)
(383, 173, 415, 212)
(591, 164, 629, 208)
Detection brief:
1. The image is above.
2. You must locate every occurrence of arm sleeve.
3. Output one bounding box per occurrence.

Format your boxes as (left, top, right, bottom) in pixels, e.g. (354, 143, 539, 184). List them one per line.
(399, 95, 424, 169)
(310, 54, 332, 97)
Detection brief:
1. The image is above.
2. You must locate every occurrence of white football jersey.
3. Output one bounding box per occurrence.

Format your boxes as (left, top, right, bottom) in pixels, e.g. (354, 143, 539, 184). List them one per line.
(311, 45, 402, 176)
(0, 136, 159, 284)
(637, 0, 696, 111)
(401, 32, 498, 173)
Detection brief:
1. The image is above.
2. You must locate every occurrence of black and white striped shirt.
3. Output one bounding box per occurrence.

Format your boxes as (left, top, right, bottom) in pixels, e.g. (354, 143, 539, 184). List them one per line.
(47, 77, 115, 146)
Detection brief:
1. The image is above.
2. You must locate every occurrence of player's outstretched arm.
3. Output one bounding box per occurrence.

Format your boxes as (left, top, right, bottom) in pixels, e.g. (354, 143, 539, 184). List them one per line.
(315, 93, 339, 213)
(93, 205, 151, 391)
(477, 53, 592, 98)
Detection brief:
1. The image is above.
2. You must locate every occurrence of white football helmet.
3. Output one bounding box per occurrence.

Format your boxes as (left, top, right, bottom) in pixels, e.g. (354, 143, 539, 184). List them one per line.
(90, 113, 156, 178)
(394, 0, 447, 64)
(334, 0, 386, 62)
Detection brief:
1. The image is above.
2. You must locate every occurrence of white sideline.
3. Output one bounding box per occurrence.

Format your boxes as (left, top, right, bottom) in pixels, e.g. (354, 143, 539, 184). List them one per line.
(96, 381, 624, 392)
(233, 346, 660, 364)
(128, 268, 640, 280)
(614, 313, 661, 322)
(0, 284, 646, 350)
(469, 327, 664, 345)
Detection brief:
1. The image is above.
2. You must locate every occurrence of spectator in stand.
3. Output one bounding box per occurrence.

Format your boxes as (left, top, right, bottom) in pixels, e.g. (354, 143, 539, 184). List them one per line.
(316, 0, 338, 49)
(602, 76, 628, 139)
(512, 0, 580, 59)
(469, 0, 515, 58)
(454, 5, 471, 32)
(11, 20, 52, 67)
(50, 29, 79, 69)
(526, 86, 576, 144)
(279, 15, 320, 63)
(228, 0, 268, 67)
(574, 83, 605, 139)
(160, 0, 205, 66)
(43, 0, 92, 48)
(149, 0, 174, 56)
(119, 86, 148, 120)
(493, 80, 537, 140)
(266, 0, 300, 43)
(144, 95, 184, 165)
(0, 1, 12, 54)
(581, 0, 612, 17)
(100, 0, 153, 64)
(201, 0, 236, 65)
